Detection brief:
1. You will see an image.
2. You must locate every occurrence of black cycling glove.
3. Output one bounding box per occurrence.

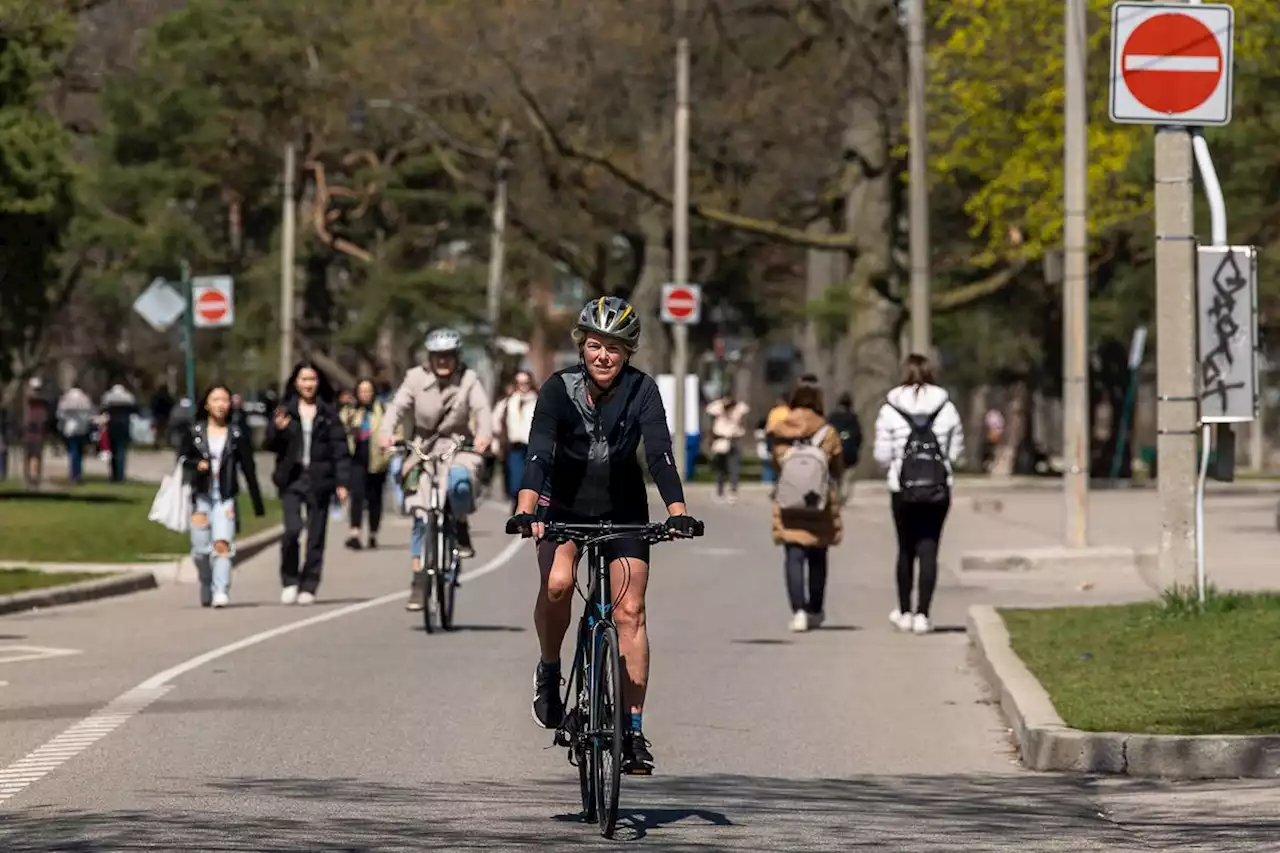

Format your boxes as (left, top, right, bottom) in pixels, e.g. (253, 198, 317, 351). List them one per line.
(506, 513, 539, 536)
(664, 515, 703, 537)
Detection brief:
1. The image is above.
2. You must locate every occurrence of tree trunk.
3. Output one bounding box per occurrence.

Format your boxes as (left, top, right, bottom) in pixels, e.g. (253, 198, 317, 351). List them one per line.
(628, 205, 671, 376)
(803, 219, 848, 392)
(990, 380, 1029, 478)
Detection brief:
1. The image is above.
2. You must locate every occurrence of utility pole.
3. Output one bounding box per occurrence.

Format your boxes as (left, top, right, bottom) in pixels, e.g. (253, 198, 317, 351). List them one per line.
(672, 0, 691, 482)
(181, 258, 195, 407)
(1063, 0, 1090, 547)
(1155, 119, 1199, 589)
(906, 0, 931, 356)
(279, 143, 296, 391)
(484, 120, 512, 401)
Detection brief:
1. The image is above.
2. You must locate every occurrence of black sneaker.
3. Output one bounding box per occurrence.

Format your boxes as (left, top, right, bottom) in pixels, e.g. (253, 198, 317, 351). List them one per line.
(406, 573, 426, 611)
(531, 662, 564, 729)
(623, 730, 654, 775)
(456, 520, 475, 559)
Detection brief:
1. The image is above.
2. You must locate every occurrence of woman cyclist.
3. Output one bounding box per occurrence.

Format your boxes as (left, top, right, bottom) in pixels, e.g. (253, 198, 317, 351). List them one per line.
(507, 296, 703, 775)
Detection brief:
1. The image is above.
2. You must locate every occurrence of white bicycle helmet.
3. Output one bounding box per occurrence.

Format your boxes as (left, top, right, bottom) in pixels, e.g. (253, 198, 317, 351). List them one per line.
(425, 327, 462, 353)
(575, 296, 641, 347)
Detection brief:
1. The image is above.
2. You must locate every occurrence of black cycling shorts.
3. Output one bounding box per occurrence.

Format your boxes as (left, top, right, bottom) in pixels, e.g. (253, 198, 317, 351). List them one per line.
(536, 509, 651, 568)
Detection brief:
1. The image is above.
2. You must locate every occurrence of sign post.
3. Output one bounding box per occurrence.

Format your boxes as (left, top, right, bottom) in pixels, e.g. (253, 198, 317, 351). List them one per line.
(1110, 1, 1235, 595)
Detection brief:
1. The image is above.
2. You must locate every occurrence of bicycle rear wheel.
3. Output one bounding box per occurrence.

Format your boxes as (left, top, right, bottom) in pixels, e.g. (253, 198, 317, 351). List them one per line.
(591, 623, 623, 838)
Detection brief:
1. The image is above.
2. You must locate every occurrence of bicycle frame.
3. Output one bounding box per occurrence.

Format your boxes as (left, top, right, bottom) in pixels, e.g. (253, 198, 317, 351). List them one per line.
(397, 436, 466, 572)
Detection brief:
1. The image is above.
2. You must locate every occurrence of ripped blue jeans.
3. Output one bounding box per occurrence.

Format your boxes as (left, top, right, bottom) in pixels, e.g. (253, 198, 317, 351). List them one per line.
(410, 464, 475, 560)
(190, 481, 237, 595)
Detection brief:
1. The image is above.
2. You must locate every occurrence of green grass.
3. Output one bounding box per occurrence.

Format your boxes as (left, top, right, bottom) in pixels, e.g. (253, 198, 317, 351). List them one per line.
(1002, 586, 1280, 736)
(0, 568, 109, 595)
(689, 454, 766, 484)
(0, 478, 282, 564)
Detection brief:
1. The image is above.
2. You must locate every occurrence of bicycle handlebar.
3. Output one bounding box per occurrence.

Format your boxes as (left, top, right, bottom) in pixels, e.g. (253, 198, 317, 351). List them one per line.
(505, 518, 705, 545)
(392, 436, 471, 465)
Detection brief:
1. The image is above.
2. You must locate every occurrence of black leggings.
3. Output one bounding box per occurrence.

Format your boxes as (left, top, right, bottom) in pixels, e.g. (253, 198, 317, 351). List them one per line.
(350, 469, 388, 534)
(784, 545, 828, 614)
(891, 494, 950, 617)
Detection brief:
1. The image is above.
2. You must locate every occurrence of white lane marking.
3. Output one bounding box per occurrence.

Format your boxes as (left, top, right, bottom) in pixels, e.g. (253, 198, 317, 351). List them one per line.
(0, 646, 82, 666)
(0, 535, 525, 807)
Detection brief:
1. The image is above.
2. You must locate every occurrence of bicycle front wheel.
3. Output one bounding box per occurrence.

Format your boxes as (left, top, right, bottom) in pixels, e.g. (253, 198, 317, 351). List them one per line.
(591, 623, 623, 838)
(421, 516, 437, 634)
(437, 533, 457, 631)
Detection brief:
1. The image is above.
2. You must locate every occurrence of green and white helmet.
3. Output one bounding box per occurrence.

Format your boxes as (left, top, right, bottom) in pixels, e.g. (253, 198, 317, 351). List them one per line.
(575, 296, 641, 346)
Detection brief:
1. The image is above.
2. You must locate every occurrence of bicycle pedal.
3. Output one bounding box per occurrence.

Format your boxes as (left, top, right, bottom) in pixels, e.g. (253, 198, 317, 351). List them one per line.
(625, 766, 653, 777)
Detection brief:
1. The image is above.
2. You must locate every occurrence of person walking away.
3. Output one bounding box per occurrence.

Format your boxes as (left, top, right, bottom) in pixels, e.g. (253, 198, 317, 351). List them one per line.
(494, 370, 538, 513)
(264, 361, 351, 605)
(56, 384, 95, 484)
(179, 385, 266, 608)
(827, 392, 863, 505)
(22, 378, 51, 488)
(341, 378, 398, 550)
(873, 353, 964, 635)
(151, 387, 175, 449)
(768, 379, 844, 632)
(705, 391, 749, 503)
(101, 383, 139, 482)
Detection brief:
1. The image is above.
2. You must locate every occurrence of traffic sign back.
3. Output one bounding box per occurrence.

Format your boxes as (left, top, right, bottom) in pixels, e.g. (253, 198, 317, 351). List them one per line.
(1109, 2, 1233, 126)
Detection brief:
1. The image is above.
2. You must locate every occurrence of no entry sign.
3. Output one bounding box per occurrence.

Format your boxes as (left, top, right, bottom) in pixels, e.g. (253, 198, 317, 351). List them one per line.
(1109, 3, 1234, 126)
(661, 283, 702, 325)
(192, 275, 235, 329)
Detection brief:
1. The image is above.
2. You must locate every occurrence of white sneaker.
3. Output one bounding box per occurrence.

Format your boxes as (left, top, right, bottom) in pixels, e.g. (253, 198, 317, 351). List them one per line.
(889, 609, 913, 631)
(726, 493, 738, 505)
(280, 585, 299, 605)
(789, 610, 810, 632)
(911, 613, 932, 634)
(211, 592, 229, 608)
(297, 591, 315, 606)
(808, 611, 825, 629)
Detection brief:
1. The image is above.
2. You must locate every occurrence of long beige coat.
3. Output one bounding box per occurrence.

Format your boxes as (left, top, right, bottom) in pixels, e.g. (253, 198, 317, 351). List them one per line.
(768, 407, 845, 548)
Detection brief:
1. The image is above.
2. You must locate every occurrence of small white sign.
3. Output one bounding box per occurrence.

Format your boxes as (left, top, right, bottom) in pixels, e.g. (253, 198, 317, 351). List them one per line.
(1109, 2, 1234, 126)
(192, 275, 235, 329)
(133, 278, 186, 332)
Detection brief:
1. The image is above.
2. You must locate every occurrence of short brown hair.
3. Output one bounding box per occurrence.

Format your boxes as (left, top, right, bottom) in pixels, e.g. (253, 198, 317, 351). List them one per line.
(788, 377, 825, 415)
(901, 353, 935, 387)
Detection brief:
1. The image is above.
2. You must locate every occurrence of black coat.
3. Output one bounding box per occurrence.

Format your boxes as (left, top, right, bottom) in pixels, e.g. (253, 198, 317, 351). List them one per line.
(263, 400, 351, 495)
(178, 419, 267, 516)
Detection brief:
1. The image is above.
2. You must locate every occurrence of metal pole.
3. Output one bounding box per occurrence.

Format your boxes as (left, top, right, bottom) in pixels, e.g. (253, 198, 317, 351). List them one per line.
(1155, 121, 1199, 591)
(672, 0, 690, 482)
(280, 143, 296, 390)
(1063, 0, 1090, 547)
(181, 258, 196, 408)
(484, 120, 511, 400)
(906, 0, 930, 356)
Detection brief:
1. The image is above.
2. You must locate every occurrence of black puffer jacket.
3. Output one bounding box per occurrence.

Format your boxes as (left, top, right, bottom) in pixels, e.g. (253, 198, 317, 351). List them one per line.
(263, 400, 351, 495)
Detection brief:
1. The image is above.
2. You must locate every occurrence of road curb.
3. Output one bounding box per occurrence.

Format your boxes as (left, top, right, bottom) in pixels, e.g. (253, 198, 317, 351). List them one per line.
(0, 571, 159, 617)
(968, 604, 1280, 779)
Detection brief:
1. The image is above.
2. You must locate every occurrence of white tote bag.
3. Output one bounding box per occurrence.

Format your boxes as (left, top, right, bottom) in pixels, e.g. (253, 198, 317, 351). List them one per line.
(148, 460, 192, 534)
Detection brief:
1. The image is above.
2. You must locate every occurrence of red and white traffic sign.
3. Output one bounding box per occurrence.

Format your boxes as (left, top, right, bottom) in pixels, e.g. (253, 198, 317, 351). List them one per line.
(1109, 2, 1234, 126)
(661, 283, 702, 325)
(192, 275, 235, 329)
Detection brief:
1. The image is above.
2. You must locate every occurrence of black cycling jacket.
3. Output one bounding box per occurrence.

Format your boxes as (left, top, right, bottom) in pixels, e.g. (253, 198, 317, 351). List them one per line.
(520, 364, 685, 519)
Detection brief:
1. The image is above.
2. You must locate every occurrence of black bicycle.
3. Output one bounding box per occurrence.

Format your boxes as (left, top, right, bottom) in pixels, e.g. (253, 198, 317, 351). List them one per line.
(515, 519, 704, 838)
(394, 437, 469, 633)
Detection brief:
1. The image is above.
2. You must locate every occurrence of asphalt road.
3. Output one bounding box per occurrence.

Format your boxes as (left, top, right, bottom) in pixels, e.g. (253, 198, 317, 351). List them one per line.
(0, 491, 1276, 850)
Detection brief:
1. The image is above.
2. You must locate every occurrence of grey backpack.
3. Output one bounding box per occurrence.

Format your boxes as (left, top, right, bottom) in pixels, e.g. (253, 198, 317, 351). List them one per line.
(773, 425, 833, 512)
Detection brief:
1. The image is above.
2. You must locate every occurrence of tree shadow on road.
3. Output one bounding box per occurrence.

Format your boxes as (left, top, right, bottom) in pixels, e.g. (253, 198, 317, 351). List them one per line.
(2, 773, 1277, 851)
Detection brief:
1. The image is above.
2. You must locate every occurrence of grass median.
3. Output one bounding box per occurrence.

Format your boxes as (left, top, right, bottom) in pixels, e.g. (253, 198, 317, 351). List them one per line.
(1002, 588, 1280, 736)
(0, 568, 112, 596)
(0, 478, 282, 564)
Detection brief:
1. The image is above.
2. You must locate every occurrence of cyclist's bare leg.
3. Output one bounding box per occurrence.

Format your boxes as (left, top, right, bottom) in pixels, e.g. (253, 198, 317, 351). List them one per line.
(534, 540, 577, 663)
(609, 557, 650, 715)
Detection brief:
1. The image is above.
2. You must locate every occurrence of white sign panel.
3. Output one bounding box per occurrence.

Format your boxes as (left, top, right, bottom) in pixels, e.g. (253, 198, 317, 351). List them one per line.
(133, 278, 186, 332)
(191, 275, 235, 329)
(656, 374, 700, 437)
(1109, 2, 1234, 126)
(1196, 245, 1257, 423)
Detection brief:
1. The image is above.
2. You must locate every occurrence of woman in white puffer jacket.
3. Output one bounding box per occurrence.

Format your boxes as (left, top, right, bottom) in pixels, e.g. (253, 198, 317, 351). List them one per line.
(873, 354, 964, 635)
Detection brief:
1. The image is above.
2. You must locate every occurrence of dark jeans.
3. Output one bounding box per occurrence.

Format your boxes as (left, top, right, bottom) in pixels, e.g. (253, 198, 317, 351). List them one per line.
(107, 428, 130, 482)
(784, 544, 828, 614)
(891, 493, 951, 617)
(349, 469, 387, 535)
(505, 444, 527, 501)
(714, 446, 741, 496)
(281, 473, 332, 594)
(66, 437, 84, 483)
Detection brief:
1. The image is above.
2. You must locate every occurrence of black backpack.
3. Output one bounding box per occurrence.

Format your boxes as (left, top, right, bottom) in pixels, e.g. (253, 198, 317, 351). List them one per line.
(889, 403, 950, 504)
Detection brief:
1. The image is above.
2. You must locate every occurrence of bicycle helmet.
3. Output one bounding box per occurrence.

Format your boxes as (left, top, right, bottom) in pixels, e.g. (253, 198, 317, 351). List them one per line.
(425, 327, 462, 353)
(575, 296, 641, 347)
